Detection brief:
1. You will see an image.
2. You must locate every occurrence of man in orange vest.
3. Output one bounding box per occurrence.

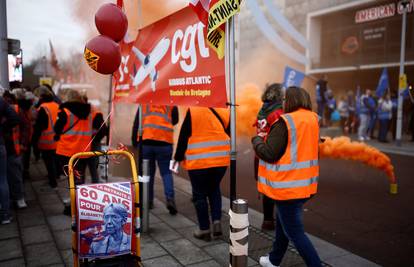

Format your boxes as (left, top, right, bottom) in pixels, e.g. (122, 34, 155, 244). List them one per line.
(132, 104, 179, 214)
(252, 87, 322, 267)
(174, 107, 230, 241)
(2, 91, 28, 210)
(0, 96, 20, 224)
(32, 86, 60, 189)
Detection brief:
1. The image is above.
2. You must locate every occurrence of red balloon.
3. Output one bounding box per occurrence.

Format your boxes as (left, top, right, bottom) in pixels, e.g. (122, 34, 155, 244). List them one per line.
(95, 3, 128, 42)
(84, 35, 121, 75)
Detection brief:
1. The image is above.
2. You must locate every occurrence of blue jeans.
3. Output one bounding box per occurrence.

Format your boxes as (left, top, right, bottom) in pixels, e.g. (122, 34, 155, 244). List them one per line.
(7, 154, 24, 201)
(142, 145, 174, 202)
(378, 119, 390, 142)
(269, 198, 322, 267)
(368, 112, 377, 137)
(0, 145, 10, 219)
(188, 167, 227, 230)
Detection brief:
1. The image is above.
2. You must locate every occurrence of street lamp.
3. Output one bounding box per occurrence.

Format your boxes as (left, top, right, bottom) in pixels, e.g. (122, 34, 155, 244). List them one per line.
(396, 0, 409, 146)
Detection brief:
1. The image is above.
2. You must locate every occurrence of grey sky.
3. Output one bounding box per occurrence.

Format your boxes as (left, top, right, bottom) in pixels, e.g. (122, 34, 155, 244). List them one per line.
(6, 0, 87, 63)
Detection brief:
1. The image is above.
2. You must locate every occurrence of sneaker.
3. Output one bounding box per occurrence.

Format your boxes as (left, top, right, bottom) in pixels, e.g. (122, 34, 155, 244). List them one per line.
(193, 229, 211, 241)
(166, 199, 177, 215)
(358, 136, 365, 141)
(212, 220, 222, 238)
(261, 220, 275, 231)
(259, 255, 279, 267)
(16, 199, 27, 209)
(1, 216, 12, 225)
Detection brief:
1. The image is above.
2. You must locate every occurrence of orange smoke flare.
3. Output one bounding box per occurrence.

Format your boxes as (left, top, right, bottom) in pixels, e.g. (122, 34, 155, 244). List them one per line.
(236, 84, 262, 137)
(319, 136, 396, 184)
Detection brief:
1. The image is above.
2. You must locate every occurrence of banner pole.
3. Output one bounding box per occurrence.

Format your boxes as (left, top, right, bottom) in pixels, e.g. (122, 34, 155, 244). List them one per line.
(227, 17, 237, 204)
(106, 75, 113, 146)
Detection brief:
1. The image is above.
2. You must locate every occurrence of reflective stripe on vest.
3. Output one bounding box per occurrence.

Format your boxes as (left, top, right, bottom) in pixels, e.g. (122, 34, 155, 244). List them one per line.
(257, 110, 319, 200)
(142, 105, 174, 143)
(143, 105, 171, 123)
(38, 104, 58, 149)
(66, 113, 93, 136)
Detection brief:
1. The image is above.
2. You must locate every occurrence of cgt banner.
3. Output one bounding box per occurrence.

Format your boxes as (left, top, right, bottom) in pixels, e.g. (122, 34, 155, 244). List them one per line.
(113, 6, 227, 107)
(76, 182, 133, 259)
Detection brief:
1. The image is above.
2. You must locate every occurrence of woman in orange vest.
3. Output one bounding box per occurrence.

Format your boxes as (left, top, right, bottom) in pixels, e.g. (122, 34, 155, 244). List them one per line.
(174, 107, 230, 241)
(252, 87, 322, 267)
(32, 86, 60, 189)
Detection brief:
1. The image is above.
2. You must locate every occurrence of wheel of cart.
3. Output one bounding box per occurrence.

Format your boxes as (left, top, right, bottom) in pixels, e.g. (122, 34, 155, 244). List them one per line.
(68, 150, 143, 267)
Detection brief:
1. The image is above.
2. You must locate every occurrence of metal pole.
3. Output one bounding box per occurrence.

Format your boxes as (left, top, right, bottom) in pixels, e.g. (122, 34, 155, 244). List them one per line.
(229, 199, 249, 267)
(141, 159, 150, 232)
(227, 16, 237, 204)
(106, 75, 113, 145)
(0, 1, 9, 90)
(396, 1, 408, 146)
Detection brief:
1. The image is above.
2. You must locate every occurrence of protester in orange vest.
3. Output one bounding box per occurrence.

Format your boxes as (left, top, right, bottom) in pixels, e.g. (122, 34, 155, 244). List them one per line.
(0, 95, 20, 224)
(132, 104, 179, 214)
(32, 86, 60, 189)
(174, 107, 230, 241)
(54, 90, 106, 215)
(252, 87, 322, 267)
(253, 83, 284, 231)
(2, 91, 27, 210)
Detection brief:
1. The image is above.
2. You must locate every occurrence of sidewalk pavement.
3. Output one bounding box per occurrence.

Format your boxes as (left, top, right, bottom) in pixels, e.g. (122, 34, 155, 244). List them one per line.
(0, 159, 380, 266)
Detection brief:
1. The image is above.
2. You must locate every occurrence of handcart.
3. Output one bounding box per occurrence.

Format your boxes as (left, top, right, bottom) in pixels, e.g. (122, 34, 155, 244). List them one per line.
(68, 150, 143, 267)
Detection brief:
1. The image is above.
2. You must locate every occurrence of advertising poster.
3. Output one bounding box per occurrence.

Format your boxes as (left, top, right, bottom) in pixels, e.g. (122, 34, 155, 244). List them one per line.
(76, 182, 133, 258)
(113, 6, 227, 108)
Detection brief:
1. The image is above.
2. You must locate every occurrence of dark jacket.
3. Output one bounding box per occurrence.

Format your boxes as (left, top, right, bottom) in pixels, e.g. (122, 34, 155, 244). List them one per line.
(131, 106, 179, 147)
(32, 96, 55, 150)
(0, 97, 20, 146)
(316, 79, 327, 104)
(174, 109, 230, 162)
(54, 102, 107, 145)
(251, 119, 288, 163)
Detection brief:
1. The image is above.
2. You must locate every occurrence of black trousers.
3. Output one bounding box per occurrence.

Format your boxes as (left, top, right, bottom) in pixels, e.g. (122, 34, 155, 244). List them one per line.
(41, 150, 59, 188)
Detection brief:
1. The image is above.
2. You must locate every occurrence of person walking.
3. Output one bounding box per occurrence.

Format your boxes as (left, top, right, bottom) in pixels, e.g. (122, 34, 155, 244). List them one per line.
(174, 107, 230, 241)
(358, 89, 375, 141)
(338, 96, 349, 134)
(0, 96, 19, 224)
(315, 74, 328, 126)
(254, 83, 284, 231)
(132, 104, 179, 214)
(252, 87, 322, 267)
(377, 93, 392, 143)
(32, 86, 60, 189)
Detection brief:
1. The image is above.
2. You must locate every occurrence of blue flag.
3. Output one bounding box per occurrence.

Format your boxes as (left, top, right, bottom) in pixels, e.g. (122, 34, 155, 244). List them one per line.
(375, 68, 389, 97)
(283, 66, 305, 89)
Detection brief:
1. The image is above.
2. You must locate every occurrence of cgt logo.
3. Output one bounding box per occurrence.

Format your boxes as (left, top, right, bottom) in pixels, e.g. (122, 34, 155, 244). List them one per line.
(131, 22, 210, 91)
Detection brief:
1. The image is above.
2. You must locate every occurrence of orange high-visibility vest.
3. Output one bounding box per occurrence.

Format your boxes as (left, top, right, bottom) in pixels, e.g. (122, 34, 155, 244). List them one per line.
(257, 109, 319, 201)
(38, 102, 59, 150)
(56, 108, 93, 157)
(141, 105, 174, 144)
(183, 107, 230, 170)
(11, 105, 20, 155)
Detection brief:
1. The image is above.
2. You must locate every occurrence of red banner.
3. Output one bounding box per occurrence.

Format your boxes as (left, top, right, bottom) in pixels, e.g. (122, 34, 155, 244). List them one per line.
(113, 6, 227, 107)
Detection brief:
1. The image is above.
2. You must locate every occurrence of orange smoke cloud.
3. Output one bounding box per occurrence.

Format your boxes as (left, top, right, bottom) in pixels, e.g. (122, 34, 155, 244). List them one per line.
(319, 136, 396, 184)
(236, 84, 262, 138)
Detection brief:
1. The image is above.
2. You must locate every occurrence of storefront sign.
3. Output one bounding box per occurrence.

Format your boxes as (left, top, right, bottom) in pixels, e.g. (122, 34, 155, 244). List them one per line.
(355, 1, 414, 23)
(113, 6, 227, 108)
(77, 182, 133, 259)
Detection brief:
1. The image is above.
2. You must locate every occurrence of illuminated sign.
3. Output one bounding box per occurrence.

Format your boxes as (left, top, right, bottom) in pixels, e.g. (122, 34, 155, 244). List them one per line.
(355, 1, 413, 23)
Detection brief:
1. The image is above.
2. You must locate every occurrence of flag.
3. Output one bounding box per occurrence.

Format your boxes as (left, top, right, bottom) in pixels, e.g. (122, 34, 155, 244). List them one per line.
(189, 0, 241, 59)
(375, 68, 389, 97)
(282, 66, 305, 89)
(49, 39, 60, 72)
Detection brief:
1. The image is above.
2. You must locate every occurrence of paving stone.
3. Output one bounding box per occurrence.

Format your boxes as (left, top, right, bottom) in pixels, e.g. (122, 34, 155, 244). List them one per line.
(161, 239, 211, 265)
(187, 259, 221, 267)
(176, 226, 224, 247)
(25, 242, 62, 266)
(47, 215, 71, 231)
(149, 222, 181, 242)
(53, 229, 72, 250)
(21, 225, 53, 245)
(32, 181, 56, 195)
(16, 201, 41, 215)
(38, 193, 61, 206)
(142, 255, 182, 267)
(141, 240, 168, 260)
(0, 221, 19, 240)
(0, 238, 23, 261)
(325, 253, 381, 267)
(61, 249, 74, 267)
(150, 199, 170, 215)
(42, 202, 64, 216)
(0, 258, 26, 266)
(157, 213, 196, 229)
(204, 242, 257, 266)
(149, 213, 161, 224)
(17, 211, 46, 228)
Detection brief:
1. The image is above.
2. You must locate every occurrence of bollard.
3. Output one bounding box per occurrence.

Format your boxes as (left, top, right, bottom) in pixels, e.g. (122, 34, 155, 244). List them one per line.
(141, 159, 150, 233)
(229, 199, 249, 267)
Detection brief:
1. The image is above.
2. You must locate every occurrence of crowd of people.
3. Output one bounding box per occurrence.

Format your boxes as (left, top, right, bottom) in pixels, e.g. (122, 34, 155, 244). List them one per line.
(316, 75, 414, 143)
(0, 84, 108, 223)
